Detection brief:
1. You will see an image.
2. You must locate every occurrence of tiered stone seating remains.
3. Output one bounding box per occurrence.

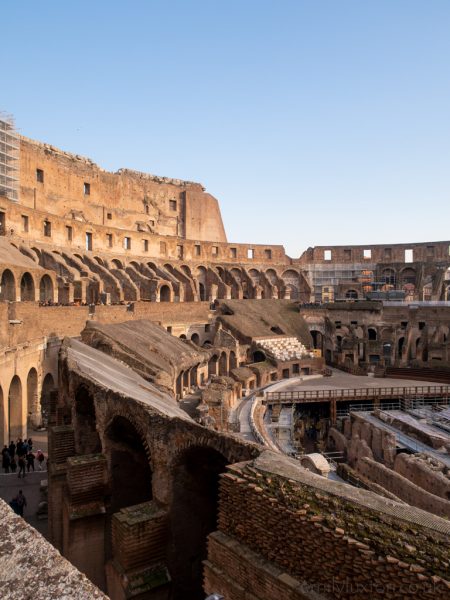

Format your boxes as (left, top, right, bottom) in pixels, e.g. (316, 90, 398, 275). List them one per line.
(257, 337, 311, 362)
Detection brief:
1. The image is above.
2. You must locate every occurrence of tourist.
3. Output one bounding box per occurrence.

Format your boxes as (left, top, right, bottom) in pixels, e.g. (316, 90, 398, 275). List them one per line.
(8, 441, 15, 458)
(37, 450, 45, 471)
(18, 455, 26, 478)
(2, 446, 11, 473)
(16, 439, 24, 457)
(22, 439, 29, 454)
(26, 451, 35, 472)
(27, 438, 33, 451)
(10, 456, 17, 473)
(13, 490, 27, 517)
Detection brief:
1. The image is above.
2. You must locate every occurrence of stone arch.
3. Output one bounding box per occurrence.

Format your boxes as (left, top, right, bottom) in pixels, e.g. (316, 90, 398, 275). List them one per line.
(191, 333, 200, 345)
(310, 330, 323, 351)
(265, 269, 278, 284)
(345, 289, 358, 299)
(20, 272, 35, 301)
(8, 375, 23, 440)
(400, 267, 416, 286)
(39, 274, 54, 303)
(198, 282, 206, 301)
(169, 444, 229, 598)
(0, 269, 16, 301)
(382, 268, 396, 285)
(208, 354, 218, 376)
(252, 349, 266, 363)
(219, 351, 228, 376)
(397, 337, 405, 359)
(181, 265, 192, 277)
(74, 385, 101, 455)
(40, 373, 56, 427)
(94, 256, 104, 266)
(104, 415, 153, 514)
(111, 259, 123, 269)
(229, 350, 237, 370)
(159, 284, 171, 302)
(26, 368, 38, 430)
(368, 327, 377, 341)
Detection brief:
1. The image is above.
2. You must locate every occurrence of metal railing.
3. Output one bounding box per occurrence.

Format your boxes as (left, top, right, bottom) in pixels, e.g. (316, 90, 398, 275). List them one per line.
(265, 385, 450, 404)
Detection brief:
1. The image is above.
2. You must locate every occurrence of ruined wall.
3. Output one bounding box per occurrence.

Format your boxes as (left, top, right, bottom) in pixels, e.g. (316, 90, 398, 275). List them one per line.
(19, 136, 227, 243)
(299, 241, 450, 264)
(205, 451, 450, 600)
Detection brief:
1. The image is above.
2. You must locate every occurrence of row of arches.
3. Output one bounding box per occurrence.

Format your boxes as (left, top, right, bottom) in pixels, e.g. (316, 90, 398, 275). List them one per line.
(0, 269, 54, 303)
(0, 370, 56, 444)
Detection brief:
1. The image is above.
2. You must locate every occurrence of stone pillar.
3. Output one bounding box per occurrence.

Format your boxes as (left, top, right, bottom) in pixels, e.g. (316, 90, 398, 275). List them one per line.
(48, 426, 76, 551)
(106, 502, 170, 599)
(62, 454, 108, 590)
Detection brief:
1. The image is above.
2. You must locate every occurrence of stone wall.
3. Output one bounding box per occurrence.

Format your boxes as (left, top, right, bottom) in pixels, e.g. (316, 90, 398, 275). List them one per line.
(205, 451, 450, 600)
(0, 498, 107, 600)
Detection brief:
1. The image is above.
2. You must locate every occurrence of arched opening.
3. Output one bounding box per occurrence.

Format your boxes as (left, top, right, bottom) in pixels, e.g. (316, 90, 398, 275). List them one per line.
(368, 328, 377, 341)
(160, 285, 171, 302)
(191, 333, 200, 345)
(0, 269, 16, 301)
(111, 259, 123, 269)
(20, 272, 35, 301)
(397, 337, 405, 359)
(219, 352, 228, 376)
(26, 368, 38, 430)
(345, 289, 358, 299)
(75, 385, 101, 454)
(170, 446, 228, 599)
(105, 416, 152, 514)
(0, 385, 4, 445)
(383, 268, 396, 286)
(94, 256, 104, 266)
(8, 375, 23, 440)
(199, 282, 206, 301)
(229, 351, 237, 370)
(208, 355, 218, 376)
(39, 274, 54, 303)
(252, 350, 266, 363)
(401, 268, 416, 287)
(310, 330, 323, 351)
(40, 373, 56, 427)
(176, 371, 184, 398)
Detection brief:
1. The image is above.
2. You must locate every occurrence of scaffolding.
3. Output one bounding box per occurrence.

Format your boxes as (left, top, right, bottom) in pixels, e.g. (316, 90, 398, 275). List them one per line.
(0, 112, 20, 202)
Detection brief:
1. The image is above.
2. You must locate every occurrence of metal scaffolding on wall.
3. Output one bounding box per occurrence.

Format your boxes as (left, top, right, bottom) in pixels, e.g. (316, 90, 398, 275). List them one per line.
(0, 112, 20, 202)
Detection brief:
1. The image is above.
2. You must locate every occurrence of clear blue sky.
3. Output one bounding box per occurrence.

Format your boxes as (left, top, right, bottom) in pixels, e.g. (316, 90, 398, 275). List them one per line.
(3, 1, 450, 257)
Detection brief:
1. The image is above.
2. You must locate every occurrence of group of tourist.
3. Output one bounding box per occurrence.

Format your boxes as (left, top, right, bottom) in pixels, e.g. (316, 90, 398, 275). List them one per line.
(1, 439, 45, 476)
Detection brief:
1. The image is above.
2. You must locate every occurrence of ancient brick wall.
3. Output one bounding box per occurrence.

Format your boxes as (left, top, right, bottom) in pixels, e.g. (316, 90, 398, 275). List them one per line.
(205, 452, 450, 600)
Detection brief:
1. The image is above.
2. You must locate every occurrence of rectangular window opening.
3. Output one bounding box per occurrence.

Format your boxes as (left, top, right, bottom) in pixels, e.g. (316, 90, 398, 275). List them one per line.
(84, 182, 91, 196)
(195, 244, 201, 256)
(86, 232, 93, 251)
(43, 220, 51, 237)
(405, 249, 413, 263)
(66, 225, 73, 241)
(143, 239, 149, 252)
(21, 215, 29, 232)
(363, 249, 372, 259)
(264, 249, 272, 260)
(247, 248, 254, 259)
(324, 250, 332, 261)
(230, 247, 237, 259)
(36, 168, 44, 183)
(106, 233, 113, 248)
(169, 199, 177, 211)
(124, 237, 131, 250)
